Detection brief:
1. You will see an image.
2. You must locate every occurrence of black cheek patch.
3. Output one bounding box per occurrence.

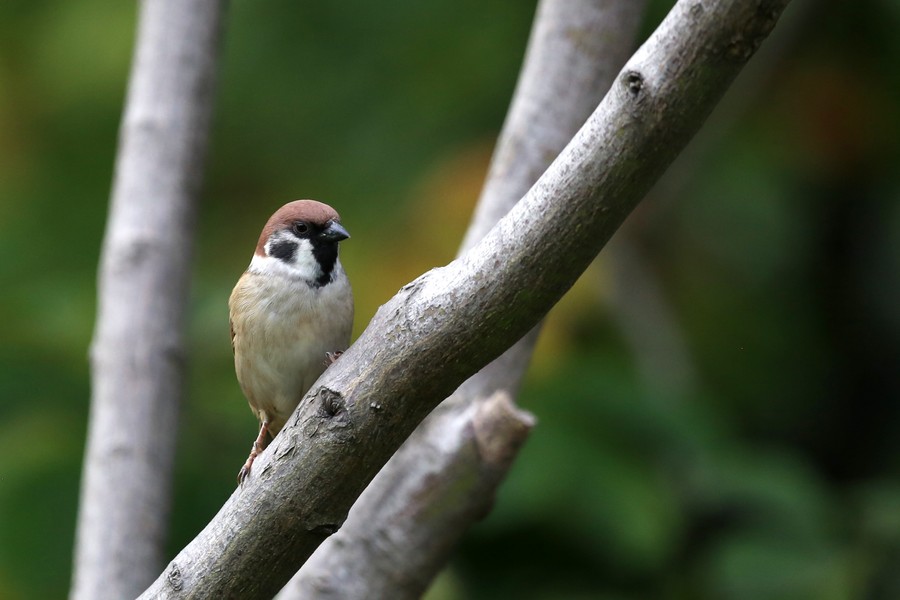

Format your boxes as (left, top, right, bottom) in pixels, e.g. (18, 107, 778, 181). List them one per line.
(269, 240, 298, 263)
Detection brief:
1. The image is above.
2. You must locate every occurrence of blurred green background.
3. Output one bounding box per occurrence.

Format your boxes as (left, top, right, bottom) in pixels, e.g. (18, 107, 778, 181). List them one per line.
(2, 0, 899, 598)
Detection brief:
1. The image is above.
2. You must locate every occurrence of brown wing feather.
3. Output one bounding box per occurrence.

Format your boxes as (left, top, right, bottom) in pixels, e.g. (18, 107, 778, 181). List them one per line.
(230, 318, 236, 354)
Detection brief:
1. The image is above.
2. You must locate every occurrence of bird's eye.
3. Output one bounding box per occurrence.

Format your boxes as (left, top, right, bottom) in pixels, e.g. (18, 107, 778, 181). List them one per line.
(292, 222, 309, 236)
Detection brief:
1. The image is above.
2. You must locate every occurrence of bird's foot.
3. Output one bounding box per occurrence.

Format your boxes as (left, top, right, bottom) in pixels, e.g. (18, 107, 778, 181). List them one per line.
(325, 350, 344, 366)
(237, 456, 256, 486)
(237, 420, 270, 486)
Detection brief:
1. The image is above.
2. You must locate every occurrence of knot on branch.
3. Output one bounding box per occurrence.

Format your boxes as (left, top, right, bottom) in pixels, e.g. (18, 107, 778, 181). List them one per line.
(165, 562, 184, 592)
(622, 70, 645, 98)
(317, 387, 346, 418)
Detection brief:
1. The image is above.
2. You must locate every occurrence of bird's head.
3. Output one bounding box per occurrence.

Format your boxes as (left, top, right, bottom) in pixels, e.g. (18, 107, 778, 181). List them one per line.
(250, 199, 350, 287)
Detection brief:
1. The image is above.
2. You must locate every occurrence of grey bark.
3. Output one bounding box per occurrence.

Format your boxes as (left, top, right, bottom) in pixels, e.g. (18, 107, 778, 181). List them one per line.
(71, 2, 225, 599)
(279, 391, 534, 600)
(140, 1, 791, 598)
(278, 1, 646, 598)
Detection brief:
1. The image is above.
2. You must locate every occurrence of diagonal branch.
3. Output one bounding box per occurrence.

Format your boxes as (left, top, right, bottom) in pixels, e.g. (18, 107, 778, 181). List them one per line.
(71, 2, 226, 599)
(140, 1, 791, 598)
(277, 1, 647, 598)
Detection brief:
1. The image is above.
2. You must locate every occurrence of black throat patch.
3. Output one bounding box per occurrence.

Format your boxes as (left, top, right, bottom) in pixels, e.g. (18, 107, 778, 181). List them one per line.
(311, 242, 338, 288)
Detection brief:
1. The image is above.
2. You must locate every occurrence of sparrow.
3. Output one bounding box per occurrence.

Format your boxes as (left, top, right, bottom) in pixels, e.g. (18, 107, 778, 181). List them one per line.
(229, 199, 354, 484)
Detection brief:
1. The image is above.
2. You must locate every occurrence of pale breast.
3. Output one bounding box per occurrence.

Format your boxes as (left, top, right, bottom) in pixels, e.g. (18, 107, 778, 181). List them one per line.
(229, 267, 353, 434)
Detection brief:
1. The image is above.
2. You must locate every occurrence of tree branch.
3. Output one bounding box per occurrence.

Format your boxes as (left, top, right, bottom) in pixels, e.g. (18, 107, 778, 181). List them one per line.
(278, 1, 646, 597)
(281, 391, 534, 600)
(140, 1, 791, 597)
(71, 2, 226, 599)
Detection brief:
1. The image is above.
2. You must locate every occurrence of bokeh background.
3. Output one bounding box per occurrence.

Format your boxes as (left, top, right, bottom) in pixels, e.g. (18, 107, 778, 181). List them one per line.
(2, 0, 899, 598)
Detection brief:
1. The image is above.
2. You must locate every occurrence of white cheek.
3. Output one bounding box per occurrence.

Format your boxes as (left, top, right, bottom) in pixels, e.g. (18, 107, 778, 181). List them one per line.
(291, 239, 319, 279)
(253, 235, 321, 282)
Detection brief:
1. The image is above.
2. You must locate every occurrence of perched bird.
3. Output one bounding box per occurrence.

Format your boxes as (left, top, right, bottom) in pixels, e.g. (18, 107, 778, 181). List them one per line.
(229, 200, 354, 484)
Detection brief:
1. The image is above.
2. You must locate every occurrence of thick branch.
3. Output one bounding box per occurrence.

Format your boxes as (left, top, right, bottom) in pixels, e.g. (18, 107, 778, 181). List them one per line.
(282, 392, 533, 600)
(71, 2, 225, 599)
(141, 1, 790, 598)
(278, 1, 646, 598)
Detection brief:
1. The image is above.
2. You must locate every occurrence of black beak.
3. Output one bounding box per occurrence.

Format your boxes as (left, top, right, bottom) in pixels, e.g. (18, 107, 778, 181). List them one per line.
(320, 220, 350, 242)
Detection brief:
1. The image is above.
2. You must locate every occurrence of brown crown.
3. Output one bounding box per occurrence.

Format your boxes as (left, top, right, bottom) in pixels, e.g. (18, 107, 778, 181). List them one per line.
(255, 199, 341, 256)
